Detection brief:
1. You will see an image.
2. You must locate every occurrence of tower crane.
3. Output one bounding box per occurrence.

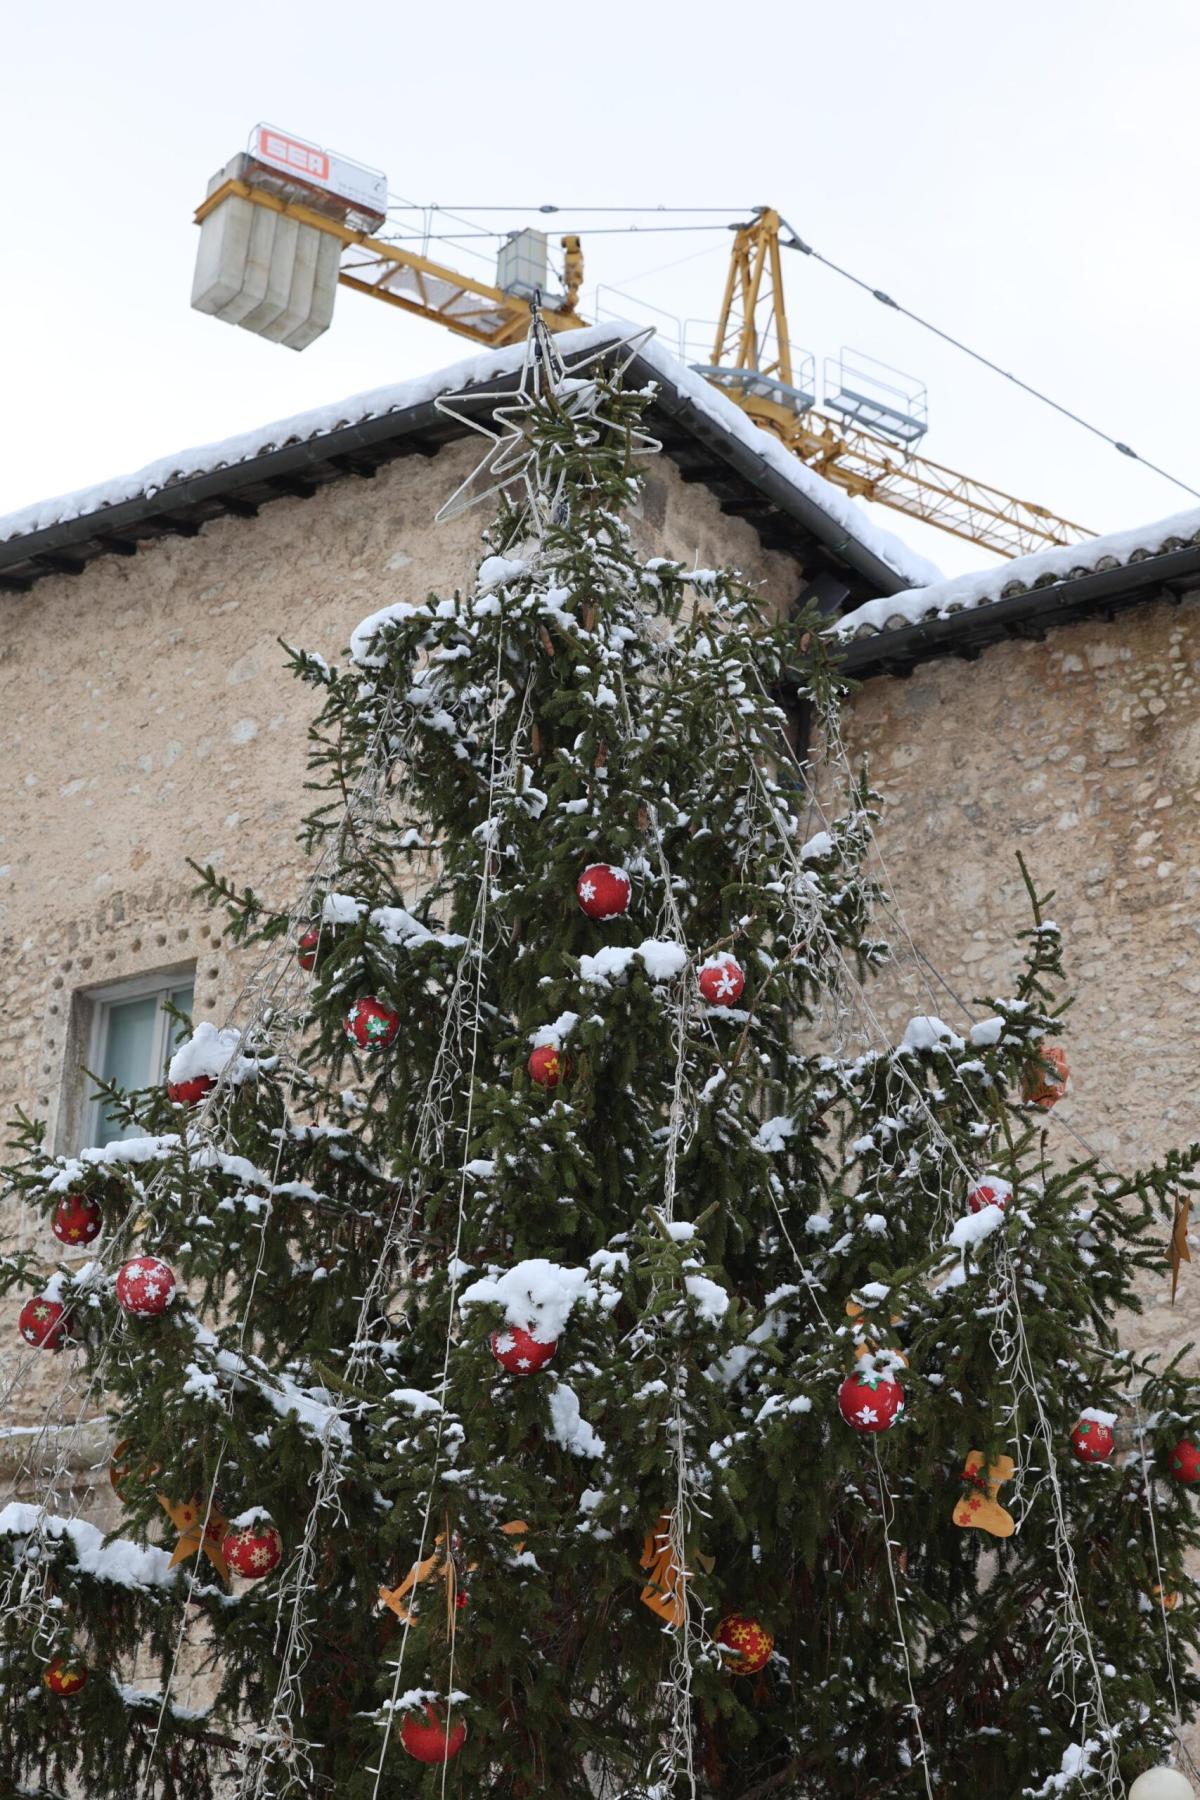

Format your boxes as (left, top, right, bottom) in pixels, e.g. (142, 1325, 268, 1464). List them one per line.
(192, 128, 1093, 560)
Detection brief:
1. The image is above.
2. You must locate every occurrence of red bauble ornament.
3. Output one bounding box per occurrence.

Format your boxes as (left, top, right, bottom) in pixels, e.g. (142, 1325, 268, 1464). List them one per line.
(528, 1044, 569, 1088)
(1071, 1416, 1115, 1463)
(967, 1178, 1011, 1215)
(43, 1656, 87, 1697)
(52, 1192, 103, 1246)
(491, 1325, 558, 1377)
(344, 995, 400, 1052)
(115, 1257, 177, 1318)
(401, 1703, 467, 1765)
(19, 1296, 69, 1350)
(698, 955, 746, 1008)
(715, 1612, 774, 1675)
(167, 1074, 215, 1107)
(576, 863, 631, 922)
(1169, 1438, 1200, 1485)
(298, 926, 321, 971)
(837, 1371, 905, 1434)
(223, 1521, 284, 1580)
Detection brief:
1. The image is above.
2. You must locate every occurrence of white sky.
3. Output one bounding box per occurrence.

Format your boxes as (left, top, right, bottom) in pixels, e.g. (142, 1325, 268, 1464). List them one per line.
(2, 0, 1198, 581)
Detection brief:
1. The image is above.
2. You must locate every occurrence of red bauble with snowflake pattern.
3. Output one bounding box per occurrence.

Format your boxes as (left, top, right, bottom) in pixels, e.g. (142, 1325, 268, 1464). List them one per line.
(837, 1371, 905, 1434)
(43, 1656, 88, 1698)
(576, 863, 631, 922)
(401, 1703, 467, 1764)
(115, 1257, 177, 1318)
(491, 1325, 557, 1377)
(344, 995, 400, 1052)
(1071, 1416, 1115, 1463)
(223, 1521, 283, 1580)
(715, 1612, 774, 1675)
(967, 1178, 1011, 1215)
(1169, 1438, 1200, 1485)
(528, 1044, 569, 1088)
(52, 1192, 103, 1247)
(298, 926, 321, 971)
(167, 1074, 214, 1107)
(19, 1296, 70, 1350)
(698, 955, 746, 1008)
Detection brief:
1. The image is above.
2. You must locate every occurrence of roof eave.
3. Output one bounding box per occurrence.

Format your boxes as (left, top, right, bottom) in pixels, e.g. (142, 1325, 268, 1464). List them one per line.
(0, 341, 914, 601)
(836, 542, 1200, 680)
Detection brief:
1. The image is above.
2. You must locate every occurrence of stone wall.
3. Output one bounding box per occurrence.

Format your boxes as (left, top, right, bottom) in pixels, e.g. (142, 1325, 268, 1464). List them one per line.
(0, 437, 798, 1451)
(841, 590, 1200, 1365)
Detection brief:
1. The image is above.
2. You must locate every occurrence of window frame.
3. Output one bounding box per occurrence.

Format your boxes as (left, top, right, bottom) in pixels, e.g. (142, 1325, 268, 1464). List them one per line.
(82, 966, 196, 1151)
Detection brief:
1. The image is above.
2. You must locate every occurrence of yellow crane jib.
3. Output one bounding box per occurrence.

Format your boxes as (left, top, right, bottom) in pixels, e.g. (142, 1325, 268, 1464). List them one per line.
(191, 125, 587, 352)
(189, 134, 1089, 558)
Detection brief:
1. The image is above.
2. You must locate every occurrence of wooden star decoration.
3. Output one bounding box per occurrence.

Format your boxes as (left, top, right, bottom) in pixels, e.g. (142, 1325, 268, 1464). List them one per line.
(1170, 1196, 1191, 1304)
(380, 1519, 527, 1632)
(158, 1494, 230, 1585)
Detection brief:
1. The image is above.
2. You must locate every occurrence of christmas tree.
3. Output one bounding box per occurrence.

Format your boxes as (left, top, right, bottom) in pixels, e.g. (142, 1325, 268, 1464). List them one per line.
(3, 315, 1200, 1800)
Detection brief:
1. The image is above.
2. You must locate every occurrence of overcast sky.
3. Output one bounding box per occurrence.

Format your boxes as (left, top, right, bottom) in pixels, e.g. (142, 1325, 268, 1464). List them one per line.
(2, 1, 1198, 580)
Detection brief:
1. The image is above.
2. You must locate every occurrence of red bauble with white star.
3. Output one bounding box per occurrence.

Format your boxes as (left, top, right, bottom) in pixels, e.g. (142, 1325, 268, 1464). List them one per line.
(698, 955, 746, 1007)
(298, 926, 321, 971)
(491, 1325, 557, 1377)
(1169, 1438, 1200, 1485)
(1071, 1416, 1115, 1463)
(344, 995, 400, 1052)
(167, 1074, 215, 1107)
(837, 1371, 904, 1434)
(115, 1257, 177, 1318)
(401, 1703, 467, 1764)
(528, 1044, 569, 1088)
(715, 1612, 774, 1675)
(223, 1521, 283, 1580)
(19, 1296, 69, 1350)
(52, 1192, 103, 1247)
(967, 1177, 1011, 1215)
(576, 863, 631, 922)
(43, 1656, 88, 1698)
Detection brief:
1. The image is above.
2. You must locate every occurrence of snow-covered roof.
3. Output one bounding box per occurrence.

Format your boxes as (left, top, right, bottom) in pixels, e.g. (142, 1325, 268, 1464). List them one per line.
(835, 502, 1200, 642)
(0, 325, 938, 593)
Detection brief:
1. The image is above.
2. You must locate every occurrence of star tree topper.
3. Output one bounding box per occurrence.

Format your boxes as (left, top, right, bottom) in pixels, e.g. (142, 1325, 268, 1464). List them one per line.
(433, 306, 660, 533)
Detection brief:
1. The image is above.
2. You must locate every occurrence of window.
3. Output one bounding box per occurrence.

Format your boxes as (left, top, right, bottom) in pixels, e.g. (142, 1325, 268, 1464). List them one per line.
(85, 973, 195, 1148)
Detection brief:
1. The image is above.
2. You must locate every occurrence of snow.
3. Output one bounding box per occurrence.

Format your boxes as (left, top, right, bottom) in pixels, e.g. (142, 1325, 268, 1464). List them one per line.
(547, 1382, 606, 1458)
(371, 905, 466, 952)
(968, 1016, 1005, 1047)
(477, 555, 529, 590)
(322, 892, 365, 925)
(900, 1015, 965, 1054)
(460, 1257, 591, 1342)
(167, 1022, 257, 1087)
(0, 325, 936, 592)
(0, 1505, 176, 1590)
(753, 1116, 794, 1153)
(578, 939, 687, 988)
(348, 602, 421, 668)
(531, 1012, 579, 1050)
(684, 1273, 730, 1322)
(834, 500, 1200, 641)
(800, 830, 835, 863)
(389, 1388, 442, 1416)
(948, 1205, 1007, 1253)
(1078, 1406, 1118, 1427)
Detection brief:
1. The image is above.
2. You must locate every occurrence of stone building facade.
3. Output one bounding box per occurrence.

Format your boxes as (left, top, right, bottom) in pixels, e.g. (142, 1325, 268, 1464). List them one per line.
(2, 329, 1198, 1732)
